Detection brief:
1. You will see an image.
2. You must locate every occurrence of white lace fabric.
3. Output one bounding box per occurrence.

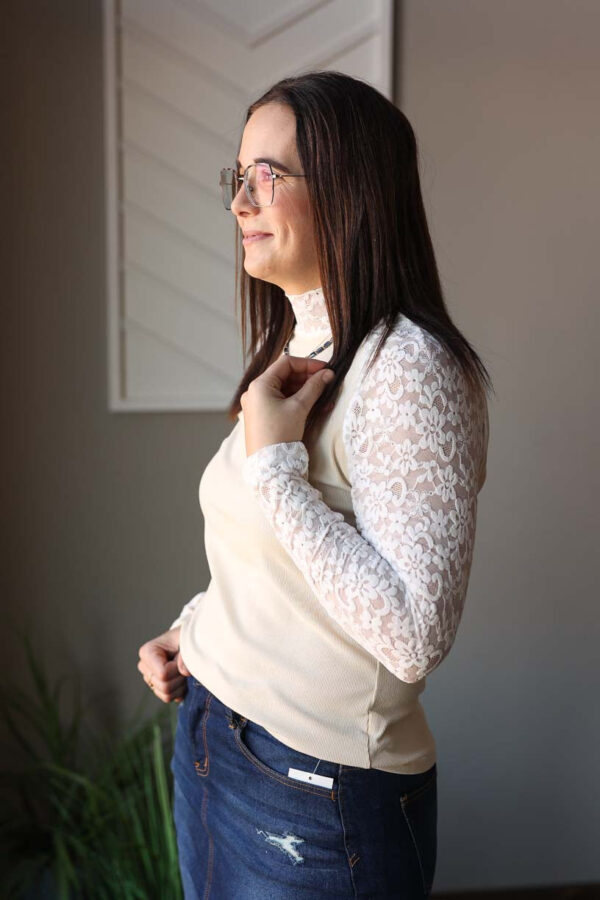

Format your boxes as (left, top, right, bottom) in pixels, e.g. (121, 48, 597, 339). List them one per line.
(170, 591, 206, 631)
(285, 286, 332, 335)
(240, 322, 489, 684)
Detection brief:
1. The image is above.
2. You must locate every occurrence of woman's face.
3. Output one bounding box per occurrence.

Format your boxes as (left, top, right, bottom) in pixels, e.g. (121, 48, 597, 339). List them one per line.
(231, 102, 321, 295)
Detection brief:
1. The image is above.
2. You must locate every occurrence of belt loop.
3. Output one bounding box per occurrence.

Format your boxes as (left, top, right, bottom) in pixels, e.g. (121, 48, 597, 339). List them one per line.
(226, 709, 247, 729)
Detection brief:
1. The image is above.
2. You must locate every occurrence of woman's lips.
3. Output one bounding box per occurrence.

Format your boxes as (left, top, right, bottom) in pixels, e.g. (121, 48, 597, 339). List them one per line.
(242, 233, 272, 244)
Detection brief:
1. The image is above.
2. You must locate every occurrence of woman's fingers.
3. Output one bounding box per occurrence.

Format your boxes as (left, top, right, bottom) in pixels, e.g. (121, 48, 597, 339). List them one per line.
(137, 658, 187, 703)
(137, 628, 187, 703)
(136, 655, 181, 687)
(270, 353, 327, 377)
(150, 679, 187, 705)
(175, 651, 191, 677)
(162, 658, 182, 680)
(261, 353, 328, 392)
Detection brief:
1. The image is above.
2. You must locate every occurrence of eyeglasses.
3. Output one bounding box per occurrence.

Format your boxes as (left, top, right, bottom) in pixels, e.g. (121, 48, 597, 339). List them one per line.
(219, 162, 306, 209)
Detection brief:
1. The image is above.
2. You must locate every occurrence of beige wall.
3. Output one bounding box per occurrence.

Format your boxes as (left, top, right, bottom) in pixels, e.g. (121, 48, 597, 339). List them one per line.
(4, 0, 598, 891)
(3, 0, 220, 735)
(399, 0, 599, 890)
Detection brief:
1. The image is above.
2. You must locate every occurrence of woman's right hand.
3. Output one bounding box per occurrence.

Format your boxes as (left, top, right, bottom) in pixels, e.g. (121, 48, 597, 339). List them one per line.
(137, 627, 191, 703)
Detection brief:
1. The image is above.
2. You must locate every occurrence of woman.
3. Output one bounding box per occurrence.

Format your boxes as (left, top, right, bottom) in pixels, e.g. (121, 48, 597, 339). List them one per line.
(138, 71, 492, 898)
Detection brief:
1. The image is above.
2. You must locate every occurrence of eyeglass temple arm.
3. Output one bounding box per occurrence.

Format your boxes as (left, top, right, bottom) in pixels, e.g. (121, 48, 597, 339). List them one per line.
(234, 173, 306, 180)
(227, 168, 305, 179)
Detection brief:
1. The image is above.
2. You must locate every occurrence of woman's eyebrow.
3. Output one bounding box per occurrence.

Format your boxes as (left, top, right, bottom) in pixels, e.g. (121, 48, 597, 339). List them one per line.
(236, 157, 292, 174)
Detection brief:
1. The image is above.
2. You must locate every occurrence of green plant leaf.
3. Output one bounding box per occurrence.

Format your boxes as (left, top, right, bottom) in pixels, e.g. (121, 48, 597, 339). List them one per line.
(1, 628, 184, 899)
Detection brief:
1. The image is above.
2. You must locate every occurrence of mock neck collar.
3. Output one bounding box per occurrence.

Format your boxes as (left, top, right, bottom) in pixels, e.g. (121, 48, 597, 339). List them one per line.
(284, 285, 331, 335)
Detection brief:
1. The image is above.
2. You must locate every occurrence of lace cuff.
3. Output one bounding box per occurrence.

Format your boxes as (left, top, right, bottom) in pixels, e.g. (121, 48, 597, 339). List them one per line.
(242, 441, 309, 492)
(169, 591, 206, 631)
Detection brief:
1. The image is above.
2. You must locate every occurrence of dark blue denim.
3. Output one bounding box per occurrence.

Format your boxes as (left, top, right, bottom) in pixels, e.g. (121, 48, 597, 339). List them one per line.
(171, 677, 437, 899)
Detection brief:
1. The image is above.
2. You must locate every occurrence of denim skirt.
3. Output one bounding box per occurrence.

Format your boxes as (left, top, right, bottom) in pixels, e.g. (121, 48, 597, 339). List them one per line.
(171, 677, 437, 899)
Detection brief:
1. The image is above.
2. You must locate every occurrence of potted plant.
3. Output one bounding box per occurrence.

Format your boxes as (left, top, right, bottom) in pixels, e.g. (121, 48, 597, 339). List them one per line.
(0, 633, 183, 899)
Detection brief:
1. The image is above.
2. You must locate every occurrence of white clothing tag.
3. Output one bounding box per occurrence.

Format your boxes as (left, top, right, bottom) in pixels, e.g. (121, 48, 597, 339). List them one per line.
(288, 767, 334, 789)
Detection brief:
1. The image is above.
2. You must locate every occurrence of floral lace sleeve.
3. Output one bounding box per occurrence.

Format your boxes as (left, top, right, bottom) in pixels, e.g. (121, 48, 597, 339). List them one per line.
(169, 591, 206, 631)
(242, 326, 489, 683)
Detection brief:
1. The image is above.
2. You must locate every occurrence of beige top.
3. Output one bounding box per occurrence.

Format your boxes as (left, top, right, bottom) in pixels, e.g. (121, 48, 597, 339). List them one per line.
(176, 286, 489, 774)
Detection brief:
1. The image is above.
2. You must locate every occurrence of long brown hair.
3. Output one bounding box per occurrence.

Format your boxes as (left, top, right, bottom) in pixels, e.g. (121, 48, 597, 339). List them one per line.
(226, 70, 494, 445)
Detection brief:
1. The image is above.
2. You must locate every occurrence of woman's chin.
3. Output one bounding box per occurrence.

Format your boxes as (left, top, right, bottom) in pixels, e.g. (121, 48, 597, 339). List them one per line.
(243, 259, 274, 281)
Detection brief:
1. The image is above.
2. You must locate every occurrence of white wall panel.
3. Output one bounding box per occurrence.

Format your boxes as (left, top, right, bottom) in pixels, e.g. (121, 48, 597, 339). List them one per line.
(105, 0, 394, 410)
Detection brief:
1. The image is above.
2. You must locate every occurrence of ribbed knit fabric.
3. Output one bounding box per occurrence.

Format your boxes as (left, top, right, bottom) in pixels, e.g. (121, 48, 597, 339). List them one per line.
(176, 287, 489, 773)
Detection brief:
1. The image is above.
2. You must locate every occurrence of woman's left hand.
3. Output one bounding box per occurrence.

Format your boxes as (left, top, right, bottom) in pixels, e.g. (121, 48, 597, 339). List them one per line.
(241, 354, 335, 457)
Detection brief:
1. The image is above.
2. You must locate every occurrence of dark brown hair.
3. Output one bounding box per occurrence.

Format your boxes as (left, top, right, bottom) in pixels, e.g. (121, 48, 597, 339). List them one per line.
(226, 70, 494, 444)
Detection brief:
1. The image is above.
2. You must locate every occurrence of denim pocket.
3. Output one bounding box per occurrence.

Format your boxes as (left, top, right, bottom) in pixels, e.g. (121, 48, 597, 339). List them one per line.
(185, 678, 212, 776)
(233, 718, 337, 800)
(399, 767, 437, 896)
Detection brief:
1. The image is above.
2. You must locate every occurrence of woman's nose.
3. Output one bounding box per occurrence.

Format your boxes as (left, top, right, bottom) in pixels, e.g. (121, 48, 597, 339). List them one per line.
(230, 179, 252, 215)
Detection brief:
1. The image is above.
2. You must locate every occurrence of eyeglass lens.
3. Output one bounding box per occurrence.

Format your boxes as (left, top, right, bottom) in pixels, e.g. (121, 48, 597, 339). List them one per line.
(220, 164, 274, 209)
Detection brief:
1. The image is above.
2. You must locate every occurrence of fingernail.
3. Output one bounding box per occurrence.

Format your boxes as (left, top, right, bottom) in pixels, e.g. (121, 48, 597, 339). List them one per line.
(322, 370, 334, 382)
